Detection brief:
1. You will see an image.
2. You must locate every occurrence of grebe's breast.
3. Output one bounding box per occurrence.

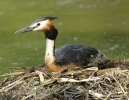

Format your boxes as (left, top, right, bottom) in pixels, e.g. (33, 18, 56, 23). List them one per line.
(55, 44, 106, 67)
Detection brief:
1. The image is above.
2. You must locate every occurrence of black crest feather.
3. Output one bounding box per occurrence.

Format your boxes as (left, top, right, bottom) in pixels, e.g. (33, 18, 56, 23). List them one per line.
(44, 16, 58, 20)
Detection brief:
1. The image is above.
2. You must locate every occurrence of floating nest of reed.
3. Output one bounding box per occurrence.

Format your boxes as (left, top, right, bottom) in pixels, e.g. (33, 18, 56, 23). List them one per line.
(0, 59, 129, 100)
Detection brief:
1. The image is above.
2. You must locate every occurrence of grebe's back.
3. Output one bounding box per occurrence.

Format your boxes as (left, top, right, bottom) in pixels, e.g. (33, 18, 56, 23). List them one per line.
(55, 44, 106, 67)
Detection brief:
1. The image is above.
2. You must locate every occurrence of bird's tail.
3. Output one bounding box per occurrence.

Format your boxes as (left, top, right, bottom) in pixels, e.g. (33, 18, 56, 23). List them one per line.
(89, 51, 117, 69)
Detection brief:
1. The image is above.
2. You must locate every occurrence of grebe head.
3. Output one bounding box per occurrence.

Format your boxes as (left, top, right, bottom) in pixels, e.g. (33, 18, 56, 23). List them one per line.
(15, 16, 57, 34)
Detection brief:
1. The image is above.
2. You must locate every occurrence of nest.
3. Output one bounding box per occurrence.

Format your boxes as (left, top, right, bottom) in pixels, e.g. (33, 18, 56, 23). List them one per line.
(0, 59, 129, 100)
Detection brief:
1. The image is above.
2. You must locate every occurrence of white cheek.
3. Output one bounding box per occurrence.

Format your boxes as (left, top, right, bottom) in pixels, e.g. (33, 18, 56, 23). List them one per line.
(32, 20, 48, 31)
(33, 26, 43, 31)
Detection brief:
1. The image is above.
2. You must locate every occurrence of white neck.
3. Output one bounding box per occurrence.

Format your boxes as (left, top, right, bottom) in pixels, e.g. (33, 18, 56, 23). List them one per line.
(45, 38, 55, 63)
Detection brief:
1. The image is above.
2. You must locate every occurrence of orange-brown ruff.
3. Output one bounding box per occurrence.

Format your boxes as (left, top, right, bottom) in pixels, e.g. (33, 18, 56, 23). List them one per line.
(41, 20, 53, 32)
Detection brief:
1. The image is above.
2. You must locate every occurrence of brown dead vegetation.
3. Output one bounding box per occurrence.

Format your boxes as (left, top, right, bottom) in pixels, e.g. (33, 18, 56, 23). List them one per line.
(0, 59, 129, 100)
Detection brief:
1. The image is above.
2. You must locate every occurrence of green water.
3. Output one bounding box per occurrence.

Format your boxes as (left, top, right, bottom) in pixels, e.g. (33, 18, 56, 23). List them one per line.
(0, 0, 129, 74)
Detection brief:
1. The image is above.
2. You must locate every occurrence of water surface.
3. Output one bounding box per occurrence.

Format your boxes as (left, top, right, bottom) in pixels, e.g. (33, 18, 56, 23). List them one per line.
(0, 0, 129, 73)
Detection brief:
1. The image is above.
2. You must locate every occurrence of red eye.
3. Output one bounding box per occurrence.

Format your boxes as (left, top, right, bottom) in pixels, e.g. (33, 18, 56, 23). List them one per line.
(37, 23, 40, 26)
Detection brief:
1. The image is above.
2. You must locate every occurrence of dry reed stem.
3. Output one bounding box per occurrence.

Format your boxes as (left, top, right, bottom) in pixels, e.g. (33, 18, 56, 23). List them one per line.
(0, 72, 24, 77)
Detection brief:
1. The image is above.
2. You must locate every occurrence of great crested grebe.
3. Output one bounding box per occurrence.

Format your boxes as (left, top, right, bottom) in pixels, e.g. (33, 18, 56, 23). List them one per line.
(15, 16, 106, 73)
